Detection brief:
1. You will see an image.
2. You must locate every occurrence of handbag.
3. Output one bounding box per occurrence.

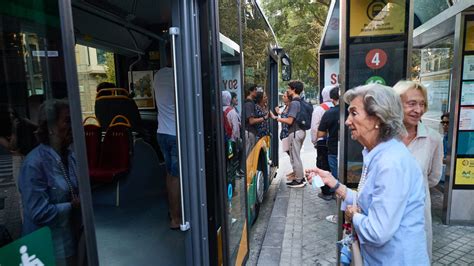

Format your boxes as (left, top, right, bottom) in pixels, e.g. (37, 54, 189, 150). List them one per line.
(338, 224, 363, 266)
(351, 225, 363, 266)
(339, 192, 363, 266)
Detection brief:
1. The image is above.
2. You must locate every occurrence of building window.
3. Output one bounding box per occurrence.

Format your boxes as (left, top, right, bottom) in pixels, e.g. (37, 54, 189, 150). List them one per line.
(96, 49, 107, 65)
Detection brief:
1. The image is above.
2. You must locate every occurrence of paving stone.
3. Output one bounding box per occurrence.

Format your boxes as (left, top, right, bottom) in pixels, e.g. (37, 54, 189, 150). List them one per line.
(250, 149, 474, 266)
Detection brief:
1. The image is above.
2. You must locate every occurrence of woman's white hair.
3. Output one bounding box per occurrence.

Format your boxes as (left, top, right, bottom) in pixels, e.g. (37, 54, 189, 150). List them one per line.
(392, 80, 429, 112)
(343, 84, 407, 141)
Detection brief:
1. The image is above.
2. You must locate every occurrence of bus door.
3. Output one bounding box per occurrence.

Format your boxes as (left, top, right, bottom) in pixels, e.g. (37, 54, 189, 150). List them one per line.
(202, 0, 250, 265)
(71, 0, 209, 264)
(268, 51, 279, 174)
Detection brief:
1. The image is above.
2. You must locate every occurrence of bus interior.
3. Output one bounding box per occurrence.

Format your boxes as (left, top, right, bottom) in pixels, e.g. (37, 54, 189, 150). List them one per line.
(72, 0, 185, 265)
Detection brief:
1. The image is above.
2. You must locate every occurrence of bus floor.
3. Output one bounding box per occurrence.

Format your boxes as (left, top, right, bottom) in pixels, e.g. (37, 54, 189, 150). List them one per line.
(91, 139, 185, 265)
(93, 195, 185, 265)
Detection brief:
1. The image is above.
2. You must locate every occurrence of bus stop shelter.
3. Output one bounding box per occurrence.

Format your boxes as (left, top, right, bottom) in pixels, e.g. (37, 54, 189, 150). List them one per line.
(319, 0, 474, 225)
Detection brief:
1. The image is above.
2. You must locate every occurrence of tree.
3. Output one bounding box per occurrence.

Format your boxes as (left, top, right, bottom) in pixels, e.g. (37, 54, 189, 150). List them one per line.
(260, 0, 330, 93)
(96, 52, 116, 84)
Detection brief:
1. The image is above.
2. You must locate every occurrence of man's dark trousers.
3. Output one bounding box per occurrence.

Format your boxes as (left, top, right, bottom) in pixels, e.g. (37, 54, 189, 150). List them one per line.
(316, 139, 332, 195)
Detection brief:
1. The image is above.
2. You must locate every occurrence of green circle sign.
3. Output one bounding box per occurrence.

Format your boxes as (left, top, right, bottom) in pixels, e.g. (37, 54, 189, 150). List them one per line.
(365, 76, 386, 85)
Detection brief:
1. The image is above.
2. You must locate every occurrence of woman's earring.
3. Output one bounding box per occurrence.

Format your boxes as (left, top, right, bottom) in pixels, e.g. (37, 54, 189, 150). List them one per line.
(375, 125, 379, 129)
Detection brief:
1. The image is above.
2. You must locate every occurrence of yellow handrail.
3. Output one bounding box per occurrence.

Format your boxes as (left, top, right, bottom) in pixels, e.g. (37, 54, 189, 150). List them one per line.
(108, 115, 131, 128)
(83, 116, 101, 126)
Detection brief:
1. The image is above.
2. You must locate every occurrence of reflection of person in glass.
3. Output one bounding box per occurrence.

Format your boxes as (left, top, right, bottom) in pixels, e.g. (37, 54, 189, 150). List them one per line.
(18, 99, 80, 265)
(244, 84, 259, 155)
(440, 112, 449, 161)
(0, 105, 38, 240)
(274, 91, 292, 155)
(254, 91, 269, 139)
(222, 91, 241, 141)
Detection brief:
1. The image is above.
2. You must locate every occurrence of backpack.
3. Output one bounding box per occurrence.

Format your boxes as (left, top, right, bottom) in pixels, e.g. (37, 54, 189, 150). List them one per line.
(320, 102, 331, 111)
(293, 98, 313, 130)
(223, 106, 233, 138)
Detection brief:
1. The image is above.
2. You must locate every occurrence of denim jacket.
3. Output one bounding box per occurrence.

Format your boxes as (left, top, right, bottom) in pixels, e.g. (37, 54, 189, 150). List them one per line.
(18, 144, 79, 259)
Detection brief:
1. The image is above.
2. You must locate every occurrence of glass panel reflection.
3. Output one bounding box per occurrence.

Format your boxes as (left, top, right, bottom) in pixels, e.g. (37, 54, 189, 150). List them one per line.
(0, 1, 85, 265)
(414, 37, 454, 133)
(219, 0, 248, 263)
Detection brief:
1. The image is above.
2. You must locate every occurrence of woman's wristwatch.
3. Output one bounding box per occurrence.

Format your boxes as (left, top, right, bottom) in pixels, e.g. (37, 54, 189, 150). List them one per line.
(329, 180, 340, 193)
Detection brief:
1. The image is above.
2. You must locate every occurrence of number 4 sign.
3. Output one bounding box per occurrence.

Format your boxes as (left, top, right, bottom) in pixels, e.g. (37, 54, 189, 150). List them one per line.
(365, 48, 387, 70)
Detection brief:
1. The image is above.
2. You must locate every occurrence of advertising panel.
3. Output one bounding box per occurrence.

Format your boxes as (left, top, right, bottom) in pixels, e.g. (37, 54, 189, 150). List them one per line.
(129, 71, 155, 109)
(459, 106, 474, 131)
(462, 55, 474, 80)
(349, 0, 406, 37)
(455, 158, 474, 185)
(465, 21, 474, 52)
(348, 42, 405, 89)
(324, 58, 340, 87)
(221, 64, 242, 112)
(461, 81, 474, 105)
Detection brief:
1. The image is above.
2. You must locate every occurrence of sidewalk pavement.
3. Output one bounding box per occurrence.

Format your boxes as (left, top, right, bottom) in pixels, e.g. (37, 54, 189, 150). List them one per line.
(252, 143, 474, 265)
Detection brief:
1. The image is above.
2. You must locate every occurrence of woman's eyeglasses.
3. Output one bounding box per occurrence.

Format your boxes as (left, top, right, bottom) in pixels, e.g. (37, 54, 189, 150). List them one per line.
(440, 121, 449, 125)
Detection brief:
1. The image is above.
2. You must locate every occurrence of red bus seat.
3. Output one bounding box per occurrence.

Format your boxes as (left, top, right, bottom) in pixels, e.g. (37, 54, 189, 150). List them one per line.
(90, 115, 132, 184)
(83, 116, 101, 169)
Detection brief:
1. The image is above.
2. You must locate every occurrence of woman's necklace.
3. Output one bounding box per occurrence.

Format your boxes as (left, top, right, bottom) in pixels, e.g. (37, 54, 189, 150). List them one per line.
(58, 157, 77, 200)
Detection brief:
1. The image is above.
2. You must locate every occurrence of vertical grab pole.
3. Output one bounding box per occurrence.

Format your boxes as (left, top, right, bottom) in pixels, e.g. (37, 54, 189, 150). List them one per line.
(169, 27, 190, 231)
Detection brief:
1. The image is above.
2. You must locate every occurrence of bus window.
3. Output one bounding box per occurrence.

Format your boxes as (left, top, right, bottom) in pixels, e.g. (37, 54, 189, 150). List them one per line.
(241, 0, 279, 227)
(75, 45, 116, 118)
(0, 1, 87, 265)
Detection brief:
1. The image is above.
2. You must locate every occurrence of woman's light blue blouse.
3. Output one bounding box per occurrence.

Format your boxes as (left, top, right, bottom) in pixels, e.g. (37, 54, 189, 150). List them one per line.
(18, 144, 78, 259)
(343, 139, 429, 265)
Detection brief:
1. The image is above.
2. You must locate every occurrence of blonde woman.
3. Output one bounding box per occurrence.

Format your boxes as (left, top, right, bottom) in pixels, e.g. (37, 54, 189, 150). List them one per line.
(393, 80, 443, 261)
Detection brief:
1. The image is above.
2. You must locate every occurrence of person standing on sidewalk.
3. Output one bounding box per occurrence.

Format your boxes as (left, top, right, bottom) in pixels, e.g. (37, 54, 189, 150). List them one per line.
(318, 87, 340, 223)
(306, 84, 428, 265)
(276, 80, 306, 188)
(393, 80, 443, 261)
(311, 85, 336, 200)
(153, 45, 181, 230)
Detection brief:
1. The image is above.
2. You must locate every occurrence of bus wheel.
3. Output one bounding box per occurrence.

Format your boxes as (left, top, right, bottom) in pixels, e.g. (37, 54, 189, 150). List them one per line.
(256, 170, 265, 204)
(253, 170, 264, 224)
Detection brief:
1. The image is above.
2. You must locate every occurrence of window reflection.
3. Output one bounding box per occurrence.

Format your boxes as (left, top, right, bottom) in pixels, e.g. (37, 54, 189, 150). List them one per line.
(0, 2, 85, 265)
(219, 0, 247, 263)
(413, 37, 454, 133)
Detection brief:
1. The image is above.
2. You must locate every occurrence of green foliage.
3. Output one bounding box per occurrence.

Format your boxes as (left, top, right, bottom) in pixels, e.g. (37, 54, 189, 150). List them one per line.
(261, 0, 329, 89)
(96, 52, 116, 84)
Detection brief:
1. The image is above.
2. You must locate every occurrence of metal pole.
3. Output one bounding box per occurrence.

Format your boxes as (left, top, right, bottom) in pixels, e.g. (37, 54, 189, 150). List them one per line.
(169, 26, 190, 231)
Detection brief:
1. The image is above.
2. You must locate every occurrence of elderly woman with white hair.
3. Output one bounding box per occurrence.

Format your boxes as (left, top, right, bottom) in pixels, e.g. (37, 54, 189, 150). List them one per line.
(393, 80, 443, 261)
(306, 84, 429, 264)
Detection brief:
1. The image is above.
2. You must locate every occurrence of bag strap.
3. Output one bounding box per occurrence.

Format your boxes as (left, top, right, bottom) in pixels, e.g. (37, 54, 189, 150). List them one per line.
(224, 106, 233, 116)
(320, 103, 330, 111)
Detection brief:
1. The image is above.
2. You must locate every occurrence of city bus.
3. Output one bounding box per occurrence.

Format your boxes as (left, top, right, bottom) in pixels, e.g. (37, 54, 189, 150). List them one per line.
(0, 0, 290, 265)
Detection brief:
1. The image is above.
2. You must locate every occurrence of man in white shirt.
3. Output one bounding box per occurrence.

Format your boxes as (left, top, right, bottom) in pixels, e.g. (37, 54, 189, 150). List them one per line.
(311, 85, 335, 200)
(153, 45, 181, 230)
